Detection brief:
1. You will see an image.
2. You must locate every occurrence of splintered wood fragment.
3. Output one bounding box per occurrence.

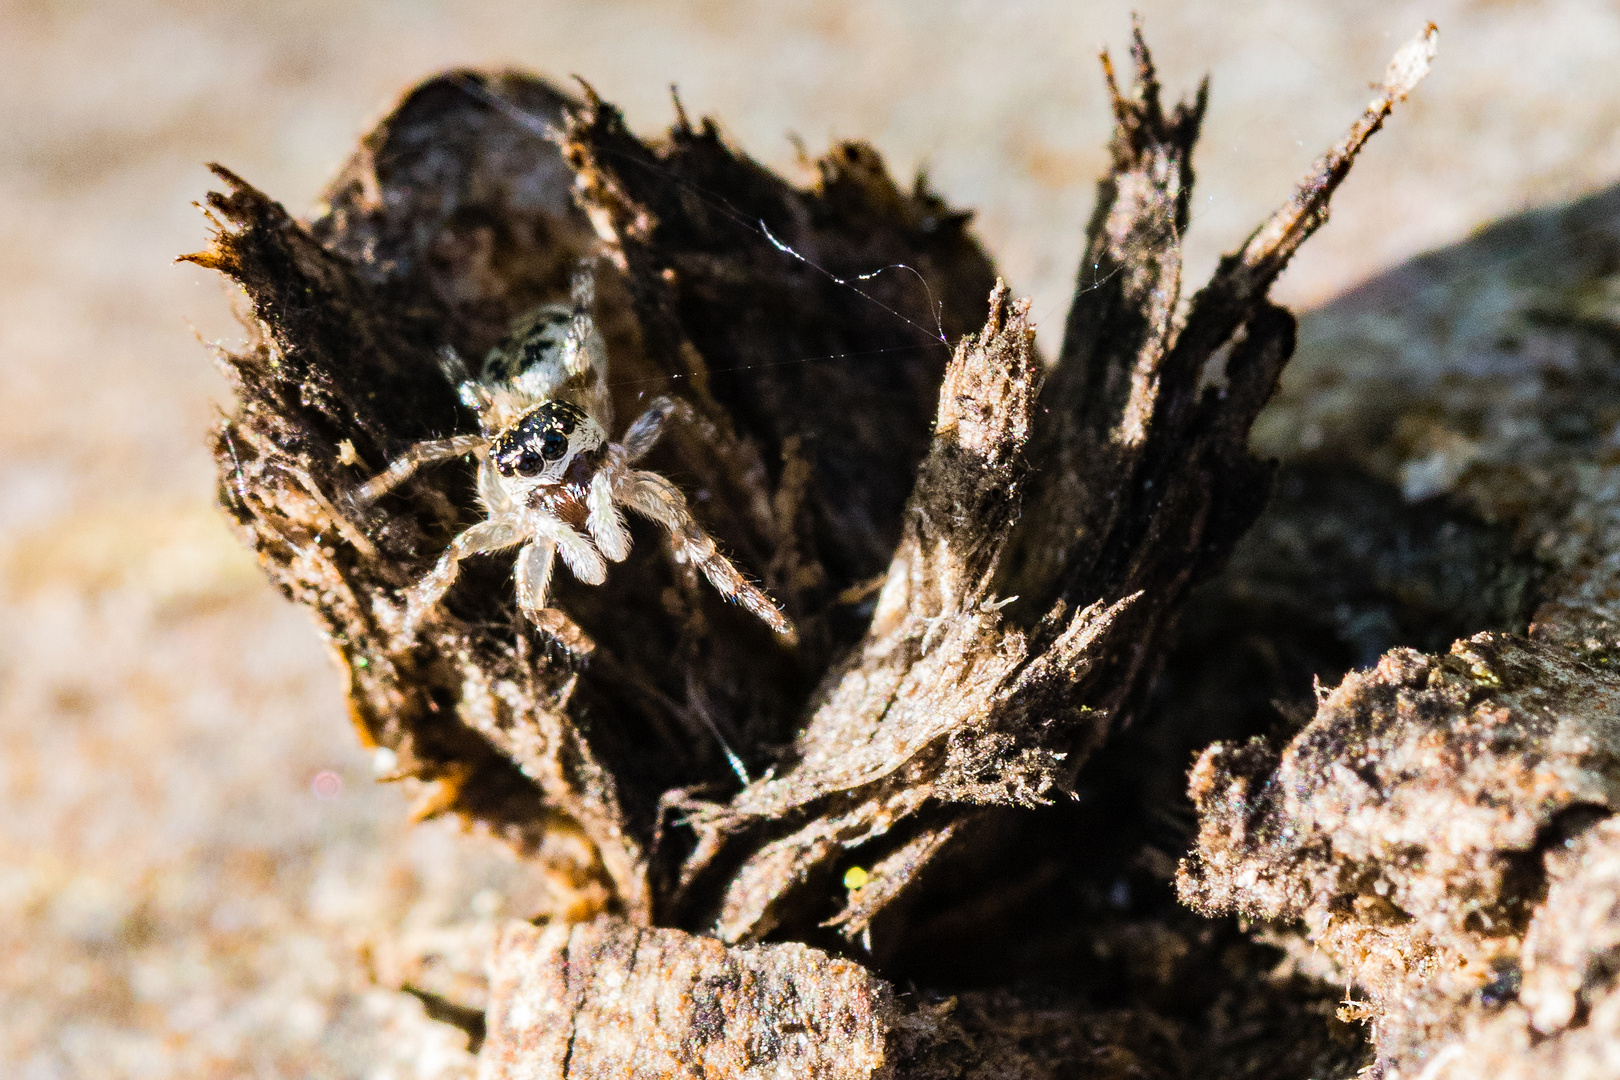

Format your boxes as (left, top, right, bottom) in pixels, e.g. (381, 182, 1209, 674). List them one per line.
(1172, 24, 1437, 364)
(824, 815, 971, 937)
(688, 283, 1051, 942)
(479, 919, 894, 1080)
(1236, 24, 1436, 285)
(680, 27, 1431, 946)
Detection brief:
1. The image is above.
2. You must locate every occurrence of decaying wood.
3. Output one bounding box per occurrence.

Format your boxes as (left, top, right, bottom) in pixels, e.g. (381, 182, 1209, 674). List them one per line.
(673, 25, 1436, 949)
(1180, 636, 1620, 1076)
(479, 914, 1350, 1080)
(480, 918, 892, 1080)
(188, 22, 1439, 1080)
(1178, 147, 1620, 1077)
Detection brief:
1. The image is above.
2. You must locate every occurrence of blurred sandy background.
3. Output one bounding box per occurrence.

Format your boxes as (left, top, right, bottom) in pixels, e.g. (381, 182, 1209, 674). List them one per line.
(2, 1, 1618, 1076)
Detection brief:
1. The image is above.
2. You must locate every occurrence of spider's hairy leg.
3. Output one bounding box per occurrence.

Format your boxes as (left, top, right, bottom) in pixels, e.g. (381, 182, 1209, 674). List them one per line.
(620, 396, 681, 463)
(618, 470, 795, 640)
(476, 454, 514, 516)
(402, 516, 525, 635)
(437, 344, 472, 386)
(586, 467, 632, 562)
(515, 538, 595, 657)
(356, 434, 488, 506)
(565, 268, 613, 425)
(439, 346, 496, 425)
(514, 538, 557, 618)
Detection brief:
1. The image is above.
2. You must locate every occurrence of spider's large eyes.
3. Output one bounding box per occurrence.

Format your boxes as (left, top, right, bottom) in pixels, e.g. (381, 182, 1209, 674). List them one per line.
(540, 431, 569, 461)
(514, 449, 543, 476)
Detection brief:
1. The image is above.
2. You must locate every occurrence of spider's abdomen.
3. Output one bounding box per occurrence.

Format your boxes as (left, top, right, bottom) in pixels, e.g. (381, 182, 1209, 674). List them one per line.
(480, 303, 572, 385)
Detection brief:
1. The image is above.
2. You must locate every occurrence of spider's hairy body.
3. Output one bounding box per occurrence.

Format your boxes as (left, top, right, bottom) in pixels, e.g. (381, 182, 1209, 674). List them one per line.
(356, 271, 794, 653)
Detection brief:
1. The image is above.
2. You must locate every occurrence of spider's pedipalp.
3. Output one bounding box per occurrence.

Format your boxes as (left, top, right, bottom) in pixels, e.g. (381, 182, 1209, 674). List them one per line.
(587, 468, 631, 562)
(476, 455, 514, 516)
(533, 514, 608, 585)
(619, 470, 795, 640)
(356, 434, 488, 506)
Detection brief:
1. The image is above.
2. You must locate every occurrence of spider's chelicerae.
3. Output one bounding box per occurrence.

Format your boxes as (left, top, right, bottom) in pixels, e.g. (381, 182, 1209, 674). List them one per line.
(356, 272, 793, 652)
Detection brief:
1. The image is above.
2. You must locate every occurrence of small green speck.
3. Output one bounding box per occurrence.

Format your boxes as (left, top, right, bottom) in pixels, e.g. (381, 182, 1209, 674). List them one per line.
(843, 866, 869, 891)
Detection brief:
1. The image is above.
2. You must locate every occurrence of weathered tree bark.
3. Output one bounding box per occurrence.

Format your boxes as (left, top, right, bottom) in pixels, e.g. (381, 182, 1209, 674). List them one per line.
(187, 23, 1441, 1080)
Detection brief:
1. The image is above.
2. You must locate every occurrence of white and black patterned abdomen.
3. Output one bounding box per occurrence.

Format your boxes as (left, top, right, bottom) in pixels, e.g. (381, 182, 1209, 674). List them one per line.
(479, 302, 573, 387)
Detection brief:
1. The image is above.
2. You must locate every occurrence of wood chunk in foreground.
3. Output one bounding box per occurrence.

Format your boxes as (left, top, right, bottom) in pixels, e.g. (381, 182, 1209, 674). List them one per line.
(480, 918, 894, 1080)
(1178, 632, 1620, 1074)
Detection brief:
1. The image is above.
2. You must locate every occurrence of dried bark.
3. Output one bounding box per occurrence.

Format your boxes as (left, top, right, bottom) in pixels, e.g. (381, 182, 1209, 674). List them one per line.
(1178, 123, 1620, 1079)
(187, 23, 1437, 1080)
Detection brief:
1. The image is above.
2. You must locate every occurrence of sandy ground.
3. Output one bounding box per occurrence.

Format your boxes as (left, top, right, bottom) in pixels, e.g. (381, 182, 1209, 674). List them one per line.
(2, 1, 1618, 1076)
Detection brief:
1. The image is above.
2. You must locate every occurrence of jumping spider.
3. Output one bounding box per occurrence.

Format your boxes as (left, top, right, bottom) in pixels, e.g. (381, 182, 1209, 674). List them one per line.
(356, 272, 794, 653)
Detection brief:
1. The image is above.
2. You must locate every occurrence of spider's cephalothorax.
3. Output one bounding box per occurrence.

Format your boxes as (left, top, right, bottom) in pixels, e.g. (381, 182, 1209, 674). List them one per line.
(355, 271, 794, 653)
(489, 400, 603, 488)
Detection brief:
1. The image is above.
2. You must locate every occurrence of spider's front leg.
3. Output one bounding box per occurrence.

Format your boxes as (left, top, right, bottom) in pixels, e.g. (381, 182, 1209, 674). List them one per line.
(508, 509, 608, 655)
(617, 470, 796, 641)
(532, 512, 608, 586)
(587, 458, 632, 563)
(581, 395, 681, 562)
(579, 400, 678, 563)
(355, 434, 488, 506)
(619, 396, 682, 463)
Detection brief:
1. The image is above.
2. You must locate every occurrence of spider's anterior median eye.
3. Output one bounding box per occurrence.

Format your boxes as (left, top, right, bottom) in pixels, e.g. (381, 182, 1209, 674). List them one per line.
(494, 401, 589, 478)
